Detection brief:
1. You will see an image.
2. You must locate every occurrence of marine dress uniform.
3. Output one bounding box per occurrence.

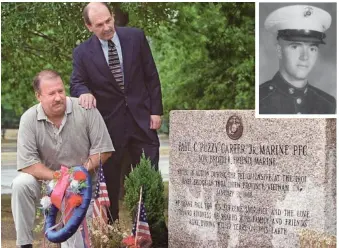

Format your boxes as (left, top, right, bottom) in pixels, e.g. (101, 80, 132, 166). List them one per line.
(259, 5, 336, 114)
(260, 72, 336, 114)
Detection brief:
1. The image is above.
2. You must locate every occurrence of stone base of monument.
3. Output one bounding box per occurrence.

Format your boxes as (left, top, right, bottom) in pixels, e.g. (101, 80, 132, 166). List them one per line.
(298, 229, 336, 248)
(169, 110, 336, 248)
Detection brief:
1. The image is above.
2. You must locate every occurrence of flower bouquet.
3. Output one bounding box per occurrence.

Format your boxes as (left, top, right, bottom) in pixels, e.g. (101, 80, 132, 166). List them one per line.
(40, 165, 92, 243)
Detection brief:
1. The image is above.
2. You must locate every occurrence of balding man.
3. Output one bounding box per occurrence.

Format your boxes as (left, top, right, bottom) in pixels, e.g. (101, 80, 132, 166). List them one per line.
(11, 69, 114, 247)
(70, 3, 163, 221)
(259, 5, 336, 114)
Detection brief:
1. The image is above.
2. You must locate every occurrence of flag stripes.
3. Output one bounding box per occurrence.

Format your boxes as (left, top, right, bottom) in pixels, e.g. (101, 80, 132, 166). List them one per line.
(92, 163, 110, 223)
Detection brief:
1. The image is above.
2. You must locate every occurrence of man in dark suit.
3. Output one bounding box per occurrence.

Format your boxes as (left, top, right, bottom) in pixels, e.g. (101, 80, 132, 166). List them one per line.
(70, 2, 163, 221)
(259, 5, 336, 114)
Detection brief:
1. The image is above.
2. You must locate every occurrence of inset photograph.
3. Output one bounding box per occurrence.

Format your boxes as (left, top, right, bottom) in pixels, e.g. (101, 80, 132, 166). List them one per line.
(258, 3, 337, 115)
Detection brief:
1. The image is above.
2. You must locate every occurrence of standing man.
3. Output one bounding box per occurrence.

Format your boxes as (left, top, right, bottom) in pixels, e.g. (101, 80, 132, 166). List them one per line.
(259, 5, 336, 114)
(12, 69, 114, 248)
(70, 2, 163, 221)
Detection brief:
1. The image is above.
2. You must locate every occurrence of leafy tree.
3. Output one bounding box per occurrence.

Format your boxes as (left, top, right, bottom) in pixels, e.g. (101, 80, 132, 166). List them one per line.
(1, 3, 254, 129)
(1, 104, 20, 128)
(1, 3, 174, 118)
(151, 3, 255, 128)
(2, 2, 87, 117)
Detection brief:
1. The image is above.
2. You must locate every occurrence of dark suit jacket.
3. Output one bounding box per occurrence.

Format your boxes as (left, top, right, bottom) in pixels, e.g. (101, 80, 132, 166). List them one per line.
(259, 72, 336, 114)
(70, 27, 163, 148)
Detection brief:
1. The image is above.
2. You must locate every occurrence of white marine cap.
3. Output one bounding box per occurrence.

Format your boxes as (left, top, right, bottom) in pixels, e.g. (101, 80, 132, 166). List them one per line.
(264, 5, 332, 44)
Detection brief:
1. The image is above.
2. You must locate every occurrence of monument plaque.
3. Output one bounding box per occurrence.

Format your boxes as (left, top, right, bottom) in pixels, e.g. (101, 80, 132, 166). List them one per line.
(169, 110, 336, 248)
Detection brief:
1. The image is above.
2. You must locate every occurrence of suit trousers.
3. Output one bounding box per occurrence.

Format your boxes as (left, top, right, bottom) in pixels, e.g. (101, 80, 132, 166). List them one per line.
(11, 172, 93, 247)
(103, 107, 159, 221)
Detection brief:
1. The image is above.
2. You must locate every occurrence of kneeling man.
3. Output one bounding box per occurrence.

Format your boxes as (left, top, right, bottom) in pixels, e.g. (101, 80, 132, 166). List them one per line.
(11, 69, 114, 247)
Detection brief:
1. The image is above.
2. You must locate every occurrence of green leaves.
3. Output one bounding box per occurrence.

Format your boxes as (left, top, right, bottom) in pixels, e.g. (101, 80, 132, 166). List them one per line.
(151, 3, 255, 128)
(2, 2, 255, 129)
(124, 152, 167, 246)
(2, 2, 87, 118)
(124, 152, 165, 223)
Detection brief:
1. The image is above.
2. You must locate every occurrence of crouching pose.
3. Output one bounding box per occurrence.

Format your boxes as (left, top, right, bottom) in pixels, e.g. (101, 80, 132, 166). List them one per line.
(12, 69, 114, 247)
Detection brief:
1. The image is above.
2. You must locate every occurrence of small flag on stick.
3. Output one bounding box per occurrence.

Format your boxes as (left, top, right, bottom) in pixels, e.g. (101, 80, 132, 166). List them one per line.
(123, 186, 152, 248)
(92, 156, 110, 225)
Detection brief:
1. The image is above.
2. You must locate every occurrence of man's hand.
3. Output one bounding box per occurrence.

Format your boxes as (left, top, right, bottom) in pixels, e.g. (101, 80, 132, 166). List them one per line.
(79, 93, 97, 109)
(84, 152, 112, 171)
(150, 115, 162, 130)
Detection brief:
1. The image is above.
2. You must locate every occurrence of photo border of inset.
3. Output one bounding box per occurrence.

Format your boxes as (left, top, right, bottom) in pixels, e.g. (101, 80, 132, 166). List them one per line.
(255, 1, 338, 119)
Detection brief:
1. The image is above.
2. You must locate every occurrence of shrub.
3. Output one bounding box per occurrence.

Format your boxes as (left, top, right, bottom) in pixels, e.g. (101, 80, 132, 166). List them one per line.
(124, 152, 168, 247)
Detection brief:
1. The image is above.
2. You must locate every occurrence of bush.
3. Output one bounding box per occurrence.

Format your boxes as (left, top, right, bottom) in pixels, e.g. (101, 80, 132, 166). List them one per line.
(124, 152, 168, 247)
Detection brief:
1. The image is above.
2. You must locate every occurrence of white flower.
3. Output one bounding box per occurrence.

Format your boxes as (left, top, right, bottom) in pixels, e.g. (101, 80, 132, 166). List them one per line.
(40, 196, 51, 209)
(70, 180, 79, 189)
(101, 235, 109, 243)
(48, 180, 56, 190)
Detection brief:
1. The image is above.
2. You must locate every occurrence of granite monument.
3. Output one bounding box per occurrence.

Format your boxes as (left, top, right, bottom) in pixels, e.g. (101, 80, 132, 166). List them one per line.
(169, 110, 336, 248)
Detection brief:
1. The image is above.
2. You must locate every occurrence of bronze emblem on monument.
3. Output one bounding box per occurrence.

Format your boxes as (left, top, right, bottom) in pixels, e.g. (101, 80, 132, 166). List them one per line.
(226, 115, 243, 140)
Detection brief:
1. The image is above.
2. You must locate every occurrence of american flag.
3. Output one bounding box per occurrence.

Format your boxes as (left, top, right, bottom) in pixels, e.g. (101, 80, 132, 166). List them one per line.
(92, 163, 110, 223)
(132, 200, 152, 247)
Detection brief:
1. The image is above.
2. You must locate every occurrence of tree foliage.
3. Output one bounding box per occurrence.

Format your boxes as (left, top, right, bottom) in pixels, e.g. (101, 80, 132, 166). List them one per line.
(151, 3, 255, 127)
(2, 2, 87, 117)
(1, 2, 254, 128)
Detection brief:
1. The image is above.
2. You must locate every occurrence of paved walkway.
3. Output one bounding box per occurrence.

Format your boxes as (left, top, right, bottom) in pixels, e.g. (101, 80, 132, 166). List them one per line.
(1, 134, 169, 194)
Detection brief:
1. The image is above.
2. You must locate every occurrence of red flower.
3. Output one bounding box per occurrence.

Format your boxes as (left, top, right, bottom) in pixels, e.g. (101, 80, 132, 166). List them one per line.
(68, 194, 83, 208)
(122, 236, 136, 247)
(53, 171, 61, 180)
(73, 171, 86, 181)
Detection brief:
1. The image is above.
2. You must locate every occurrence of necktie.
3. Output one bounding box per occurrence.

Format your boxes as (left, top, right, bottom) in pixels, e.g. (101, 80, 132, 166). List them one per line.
(108, 40, 124, 91)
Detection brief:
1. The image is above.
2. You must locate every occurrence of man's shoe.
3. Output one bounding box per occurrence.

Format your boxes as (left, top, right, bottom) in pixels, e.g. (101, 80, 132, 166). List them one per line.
(20, 245, 32, 248)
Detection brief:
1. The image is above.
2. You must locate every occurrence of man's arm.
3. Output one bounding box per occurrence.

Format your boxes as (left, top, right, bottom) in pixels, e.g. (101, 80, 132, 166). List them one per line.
(21, 151, 112, 179)
(17, 110, 51, 179)
(140, 30, 163, 117)
(21, 163, 54, 180)
(85, 107, 115, 165)
(84, 152, 112, 171)
(70, 47, 97, 109)
(21, 152, 112, 180)
(139, 30, 163, 130)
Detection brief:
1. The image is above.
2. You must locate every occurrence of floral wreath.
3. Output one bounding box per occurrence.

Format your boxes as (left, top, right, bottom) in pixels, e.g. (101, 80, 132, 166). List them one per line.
(40, 165, 92, 244)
